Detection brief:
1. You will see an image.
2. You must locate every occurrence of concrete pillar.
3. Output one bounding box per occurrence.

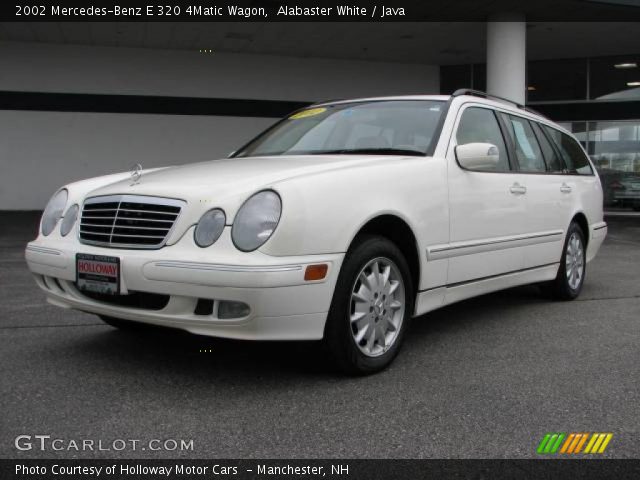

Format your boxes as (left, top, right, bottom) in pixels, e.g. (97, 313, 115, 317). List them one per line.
(487, 14, 526, 105)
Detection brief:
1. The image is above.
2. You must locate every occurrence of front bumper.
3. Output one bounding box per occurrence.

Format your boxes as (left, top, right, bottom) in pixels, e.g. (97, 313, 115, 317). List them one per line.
(25, 228, 344, 340)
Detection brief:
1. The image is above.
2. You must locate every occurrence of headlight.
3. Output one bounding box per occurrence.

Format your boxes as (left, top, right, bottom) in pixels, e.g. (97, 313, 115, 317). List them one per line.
(194, 209, 226, 247)
(41, 189, 68, 236)
(232, 190, 281, 252)
(60, 204, 79, 237)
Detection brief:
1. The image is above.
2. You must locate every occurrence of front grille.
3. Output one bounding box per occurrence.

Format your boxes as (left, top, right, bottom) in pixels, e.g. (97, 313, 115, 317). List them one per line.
(79, 195, 185, 249)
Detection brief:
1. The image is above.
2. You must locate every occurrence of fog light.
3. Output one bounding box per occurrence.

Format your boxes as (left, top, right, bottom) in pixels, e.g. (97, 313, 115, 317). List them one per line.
(218, 300, 250, 319)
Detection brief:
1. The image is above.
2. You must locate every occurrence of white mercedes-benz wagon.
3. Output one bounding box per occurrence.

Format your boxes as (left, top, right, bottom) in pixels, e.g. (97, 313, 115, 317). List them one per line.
(26, 90, 607, 373)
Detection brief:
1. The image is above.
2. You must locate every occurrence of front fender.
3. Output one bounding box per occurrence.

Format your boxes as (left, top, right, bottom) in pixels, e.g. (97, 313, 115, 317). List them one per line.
(260, 157, 449, 259)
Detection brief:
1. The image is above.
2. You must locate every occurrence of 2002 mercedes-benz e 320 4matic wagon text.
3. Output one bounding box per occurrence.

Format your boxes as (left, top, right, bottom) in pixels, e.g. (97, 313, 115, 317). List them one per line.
(26, 89, 607, 373)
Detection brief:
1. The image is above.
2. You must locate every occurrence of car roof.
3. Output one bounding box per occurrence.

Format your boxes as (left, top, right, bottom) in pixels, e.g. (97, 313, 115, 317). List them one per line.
(313, 95, 450, 106)
(311, 94, 569, 135)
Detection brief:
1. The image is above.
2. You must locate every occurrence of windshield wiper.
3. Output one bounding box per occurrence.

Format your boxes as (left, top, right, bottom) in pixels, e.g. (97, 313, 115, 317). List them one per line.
(310, 148, 424, 157)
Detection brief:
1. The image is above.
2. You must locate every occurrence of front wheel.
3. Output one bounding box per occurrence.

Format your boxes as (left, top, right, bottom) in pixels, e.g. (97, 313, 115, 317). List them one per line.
(323, 235, 414, 375)
(545, 222, 587, 300)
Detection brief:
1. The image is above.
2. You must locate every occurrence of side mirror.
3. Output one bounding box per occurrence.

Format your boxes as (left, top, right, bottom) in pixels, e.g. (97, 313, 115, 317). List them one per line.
(455, 143, 500, 170)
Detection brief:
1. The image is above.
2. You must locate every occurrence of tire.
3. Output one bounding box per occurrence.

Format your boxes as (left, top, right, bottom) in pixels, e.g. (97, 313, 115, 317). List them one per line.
(98, 315, 150, 331)
(323, 235, 414, 375)
(545, 222, 587, 300)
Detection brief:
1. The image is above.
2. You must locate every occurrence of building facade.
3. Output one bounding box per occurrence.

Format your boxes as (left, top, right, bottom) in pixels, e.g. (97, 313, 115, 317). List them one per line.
(441, 54, 640, 209)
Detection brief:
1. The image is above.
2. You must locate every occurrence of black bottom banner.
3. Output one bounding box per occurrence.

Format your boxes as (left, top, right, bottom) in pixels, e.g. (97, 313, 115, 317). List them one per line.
(3, 459, 640, 480)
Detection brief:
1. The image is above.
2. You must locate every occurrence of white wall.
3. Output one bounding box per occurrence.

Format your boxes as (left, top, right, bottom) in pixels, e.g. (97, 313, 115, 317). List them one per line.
(0, 41, 439, 209)
(0, 112, 275, 209)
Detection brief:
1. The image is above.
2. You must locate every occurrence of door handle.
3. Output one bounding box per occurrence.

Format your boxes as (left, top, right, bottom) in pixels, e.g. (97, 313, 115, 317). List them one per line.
(510, 182, 527, 195)
(560, 183, 572, 194)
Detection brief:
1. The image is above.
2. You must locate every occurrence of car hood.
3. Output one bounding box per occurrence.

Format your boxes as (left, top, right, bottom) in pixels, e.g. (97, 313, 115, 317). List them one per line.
(86, 155, 405, 203)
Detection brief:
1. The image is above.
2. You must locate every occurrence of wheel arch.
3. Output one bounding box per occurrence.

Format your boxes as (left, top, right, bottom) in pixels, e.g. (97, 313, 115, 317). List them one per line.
(347, 214, 421, 296)
(570, 211, 590, 249)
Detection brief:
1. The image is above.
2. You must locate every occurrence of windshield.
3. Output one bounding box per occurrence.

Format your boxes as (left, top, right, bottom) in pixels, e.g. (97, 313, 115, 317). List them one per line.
(234, 100, 445, 158)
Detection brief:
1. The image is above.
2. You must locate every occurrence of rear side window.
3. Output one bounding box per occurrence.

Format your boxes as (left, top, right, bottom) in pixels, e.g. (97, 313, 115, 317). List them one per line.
(543, 126, 594, 175)
(501, 114, 547, 173)
(456, 107, 510, 172)
(531, 122, 565, 173)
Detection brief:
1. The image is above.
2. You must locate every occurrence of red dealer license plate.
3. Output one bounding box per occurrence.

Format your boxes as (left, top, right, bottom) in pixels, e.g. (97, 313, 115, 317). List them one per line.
(76, 253, 120, 295)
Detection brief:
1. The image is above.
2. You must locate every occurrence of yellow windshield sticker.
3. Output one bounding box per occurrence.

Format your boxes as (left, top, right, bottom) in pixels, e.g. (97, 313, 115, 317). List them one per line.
(289, 107, 326, 119)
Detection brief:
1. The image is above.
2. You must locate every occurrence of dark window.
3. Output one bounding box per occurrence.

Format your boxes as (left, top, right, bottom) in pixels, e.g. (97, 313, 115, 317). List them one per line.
(472, 64, 487, 92)
(543, 126, 594, 175)
(456, 107, 510, 172)
(590, 55, 640, 101)
(440, 64, 472, 95)
(501, 114, 547, 173)
(439, 64, 486, 94)
(532, 122, 565, 172)
(527, 59, 588, 102)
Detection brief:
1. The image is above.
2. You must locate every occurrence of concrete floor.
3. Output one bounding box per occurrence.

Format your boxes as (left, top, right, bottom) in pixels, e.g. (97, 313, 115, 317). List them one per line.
(1, 212, 638, 459)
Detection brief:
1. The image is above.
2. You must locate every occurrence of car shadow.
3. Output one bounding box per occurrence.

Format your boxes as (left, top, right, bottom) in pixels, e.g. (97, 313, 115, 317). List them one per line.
(410, 283, 548, 334)
(67, 284, 550, 381)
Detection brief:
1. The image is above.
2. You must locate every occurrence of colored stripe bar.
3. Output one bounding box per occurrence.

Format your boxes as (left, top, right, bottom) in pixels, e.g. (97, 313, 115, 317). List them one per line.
(567, 433, 583, 454)
(584, 433, 599, 453)
(590, 434, 606, 453)
(574, 433, 589, 454)
(545, 432, 612, 455)
(544, 434, 559, 454)
(598, 434, 613, 453)
(537, 434, 552, 454)
(560, 434, 575, 454)
(550, 433, 566, 453)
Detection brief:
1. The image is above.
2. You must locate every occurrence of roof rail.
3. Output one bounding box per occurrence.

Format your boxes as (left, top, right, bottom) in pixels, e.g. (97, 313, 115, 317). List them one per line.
(311, 98, 345, 106)
(451, 88, 548, 119)
(452, 88, 524, 108)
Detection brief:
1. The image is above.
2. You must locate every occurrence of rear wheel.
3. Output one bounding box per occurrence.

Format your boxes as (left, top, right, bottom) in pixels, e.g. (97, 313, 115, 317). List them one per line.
(544, 222, 586, 300)
(323, 235, 413, 375)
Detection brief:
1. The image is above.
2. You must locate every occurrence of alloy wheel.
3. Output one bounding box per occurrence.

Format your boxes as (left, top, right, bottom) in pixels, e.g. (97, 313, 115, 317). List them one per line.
(349, 257, 406, 357)
(565, 232, 585, 290)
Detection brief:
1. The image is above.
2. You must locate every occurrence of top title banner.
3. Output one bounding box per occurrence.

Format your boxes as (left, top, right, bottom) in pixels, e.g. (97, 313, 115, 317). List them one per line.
(3, 0, 640, 21)
(13, 3, 409, 20)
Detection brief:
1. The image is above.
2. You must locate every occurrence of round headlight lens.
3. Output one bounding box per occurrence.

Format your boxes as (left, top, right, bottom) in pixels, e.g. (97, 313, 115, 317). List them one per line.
(60, 204, 79, 237)
(194, 209, 226, 247)
(232, 191, 281, 252)
(41, 189, 68, 236)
